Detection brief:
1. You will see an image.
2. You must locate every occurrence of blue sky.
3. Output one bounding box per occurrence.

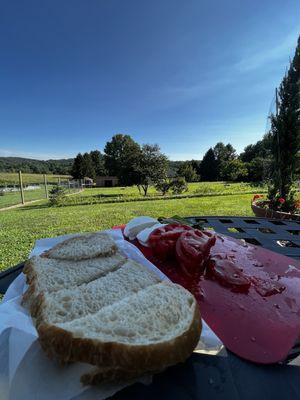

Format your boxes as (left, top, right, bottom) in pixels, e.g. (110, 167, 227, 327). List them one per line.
(0, 0, 299, 161)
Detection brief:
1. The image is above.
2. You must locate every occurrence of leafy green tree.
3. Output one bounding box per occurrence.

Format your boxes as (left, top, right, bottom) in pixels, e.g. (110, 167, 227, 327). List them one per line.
(90, 150, 106, 176)
(135, 144, 168, 196)
(222, 159, 248, 181)
(82, 152, 96, 179)
(245, 157, 269, 182)
(240, 133, 273, 164)
(213, 142, 237, 179)
(104, 134, 141, 185)
(199, 148, 218, 181)
(176, 161, 198, 182)
(190, 159, 201, 175)
(269, 36, 300, 199)
(71, 153, 84, 179)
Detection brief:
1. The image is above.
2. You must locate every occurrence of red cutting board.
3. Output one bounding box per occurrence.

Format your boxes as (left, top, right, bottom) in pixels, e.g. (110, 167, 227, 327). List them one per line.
(118, 226, 300, 364)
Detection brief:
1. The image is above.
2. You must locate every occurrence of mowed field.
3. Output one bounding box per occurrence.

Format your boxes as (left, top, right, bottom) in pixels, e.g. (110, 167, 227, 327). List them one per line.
(0, 180, 265, 209)
(0, 181, 265, 272)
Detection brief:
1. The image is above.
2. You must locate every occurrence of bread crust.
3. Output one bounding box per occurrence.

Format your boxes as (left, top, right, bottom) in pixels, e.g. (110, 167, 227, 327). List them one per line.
(22, 258, 40, 313)
(37, 301, 201, 373)
(41, 233, 117, 260)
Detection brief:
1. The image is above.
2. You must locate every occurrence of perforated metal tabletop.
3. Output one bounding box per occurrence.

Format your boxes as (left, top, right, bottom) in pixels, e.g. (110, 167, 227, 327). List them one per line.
(185, 216, 300, 260)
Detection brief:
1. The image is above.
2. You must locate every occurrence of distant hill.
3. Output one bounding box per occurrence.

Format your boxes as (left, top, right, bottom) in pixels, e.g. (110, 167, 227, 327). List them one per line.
(0, 157, 199, 177)
(0, 157, 74, 175)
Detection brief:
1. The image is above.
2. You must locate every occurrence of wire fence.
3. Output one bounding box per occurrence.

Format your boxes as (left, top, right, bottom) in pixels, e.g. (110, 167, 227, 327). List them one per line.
(0, 172, 82, 210)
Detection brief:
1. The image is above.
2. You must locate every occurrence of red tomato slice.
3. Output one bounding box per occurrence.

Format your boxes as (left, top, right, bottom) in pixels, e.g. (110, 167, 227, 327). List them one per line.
(176, 230, 216, 275)
(148, 223, 193, 261)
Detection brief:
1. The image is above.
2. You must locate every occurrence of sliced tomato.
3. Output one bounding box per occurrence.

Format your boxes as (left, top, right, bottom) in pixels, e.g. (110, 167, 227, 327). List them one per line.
(176, 230, 216, 275)
(148, 223, 193, 261)
(250, 276, 285, 297)
(207, 255, 251, 293)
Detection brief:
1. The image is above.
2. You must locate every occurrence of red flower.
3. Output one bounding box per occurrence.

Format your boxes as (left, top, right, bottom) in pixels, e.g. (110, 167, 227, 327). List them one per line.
(278, 198, 285, 204)
(253, 194, 263, 201)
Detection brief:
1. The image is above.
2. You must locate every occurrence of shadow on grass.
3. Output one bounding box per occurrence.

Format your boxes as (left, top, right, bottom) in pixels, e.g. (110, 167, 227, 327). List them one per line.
(94, 193, 124, 198)
(17, 203, 51, 211)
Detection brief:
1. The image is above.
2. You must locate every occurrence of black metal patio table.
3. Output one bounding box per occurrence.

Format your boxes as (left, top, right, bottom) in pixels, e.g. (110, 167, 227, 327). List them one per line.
(1, 216, 300, 400)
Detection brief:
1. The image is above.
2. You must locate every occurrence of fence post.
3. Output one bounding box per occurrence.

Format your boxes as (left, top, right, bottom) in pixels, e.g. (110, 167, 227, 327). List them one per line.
(18, 171, 25, 204)
(44, 174, 49, 199)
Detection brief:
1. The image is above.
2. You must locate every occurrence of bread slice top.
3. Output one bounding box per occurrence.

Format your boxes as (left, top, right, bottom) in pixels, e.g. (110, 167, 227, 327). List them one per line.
(41, 232, 117, 260)
(56, 282, 197, 346)
(22, 252, 126, 312)
(37, 259, 162, 325)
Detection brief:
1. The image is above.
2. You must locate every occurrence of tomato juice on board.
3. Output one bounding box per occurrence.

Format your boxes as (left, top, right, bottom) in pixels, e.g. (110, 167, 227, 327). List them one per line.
(114, 223, 300, 364)
(136, 235, 300, 364)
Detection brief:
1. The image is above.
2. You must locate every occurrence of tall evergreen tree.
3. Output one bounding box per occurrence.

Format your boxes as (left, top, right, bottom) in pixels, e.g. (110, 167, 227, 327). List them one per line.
(200, 148, 218, 181)
(82, 152, 96, 179)
(213, 142, 237, 180)
(269, 36, 300, 199)
(71, 153, 84, 179)
(90, 150, 106, 176)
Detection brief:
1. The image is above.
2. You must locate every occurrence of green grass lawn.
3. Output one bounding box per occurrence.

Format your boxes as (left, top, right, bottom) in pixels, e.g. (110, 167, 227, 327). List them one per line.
(0, 186, 81, 209)
(0, 192, 255, 272)
(0, 187, 48, 208)
(0, 181, 266, 209)
(63, 182, 266, 207)
(81, 181, 266, 197)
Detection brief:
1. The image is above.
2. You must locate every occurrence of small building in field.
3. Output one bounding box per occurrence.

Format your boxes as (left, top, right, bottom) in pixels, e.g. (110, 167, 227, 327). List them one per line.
(84, 177, 94, 187)
(95, 176, 119, 187)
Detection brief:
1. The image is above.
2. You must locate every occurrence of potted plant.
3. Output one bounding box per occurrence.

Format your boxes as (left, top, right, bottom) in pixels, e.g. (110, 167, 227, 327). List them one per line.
(251, 194, 300, 220)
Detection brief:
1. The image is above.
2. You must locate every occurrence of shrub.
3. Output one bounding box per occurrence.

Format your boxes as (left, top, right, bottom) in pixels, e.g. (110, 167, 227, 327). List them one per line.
(49, 185, 67, 206)
(155, 179, 171, 195)
(170, 177, 188, 195)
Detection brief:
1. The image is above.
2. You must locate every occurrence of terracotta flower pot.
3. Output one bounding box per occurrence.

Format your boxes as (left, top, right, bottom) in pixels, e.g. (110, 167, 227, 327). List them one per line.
(251, 200, 300, 221)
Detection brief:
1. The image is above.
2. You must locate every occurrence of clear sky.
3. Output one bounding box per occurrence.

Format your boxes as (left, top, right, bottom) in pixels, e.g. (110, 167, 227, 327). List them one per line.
(0, 0, 299, 161)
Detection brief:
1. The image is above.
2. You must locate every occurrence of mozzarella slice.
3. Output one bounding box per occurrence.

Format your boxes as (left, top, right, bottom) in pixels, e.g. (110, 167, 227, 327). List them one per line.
(124, 216, 158, 240)
(137, 223, 166, 247)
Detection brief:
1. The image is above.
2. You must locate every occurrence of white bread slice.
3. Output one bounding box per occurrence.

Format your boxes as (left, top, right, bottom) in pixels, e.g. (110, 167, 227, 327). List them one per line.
(36, 259, 162, 325)
(38, 282, 201, 373)
(22, 252, 126, 314)
(41, 232, 117, 260)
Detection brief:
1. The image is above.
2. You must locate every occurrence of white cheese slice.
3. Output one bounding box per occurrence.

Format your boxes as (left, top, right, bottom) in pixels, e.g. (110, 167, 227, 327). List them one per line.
(124, 216, 158, 240)
(137, 223, 166, 247)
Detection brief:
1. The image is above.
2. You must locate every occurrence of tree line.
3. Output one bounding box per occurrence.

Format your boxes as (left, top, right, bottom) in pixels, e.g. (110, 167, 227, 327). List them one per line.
(1, 132, 296, 187)
(70, 132, 277, 189)
(0, 157, 73, 175)
(71, 136, 169, 195)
